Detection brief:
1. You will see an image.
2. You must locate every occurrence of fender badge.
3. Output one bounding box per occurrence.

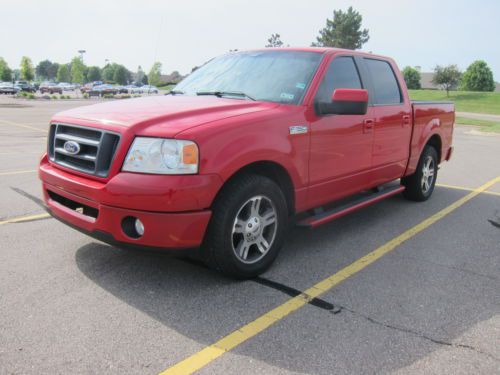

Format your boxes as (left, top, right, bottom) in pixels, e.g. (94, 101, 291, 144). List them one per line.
(289, 125, 308, 135)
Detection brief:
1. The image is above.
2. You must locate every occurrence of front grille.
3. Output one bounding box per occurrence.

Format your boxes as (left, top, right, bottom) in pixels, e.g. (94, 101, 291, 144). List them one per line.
(48, 123, 120, 177)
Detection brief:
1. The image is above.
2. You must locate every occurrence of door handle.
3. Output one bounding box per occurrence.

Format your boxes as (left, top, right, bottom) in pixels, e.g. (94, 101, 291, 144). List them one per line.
(363, 119, 374, 133)
(402, 115, 410, 127)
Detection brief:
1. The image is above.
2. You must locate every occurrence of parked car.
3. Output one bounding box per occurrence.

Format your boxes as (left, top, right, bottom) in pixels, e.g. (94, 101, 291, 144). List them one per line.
(115, 85, 129, 94)
(0, 82, 20, 94)
(80, 81, 103, 94)
(125, 85, 143, 94)
(40, 82, 63, 94)
(141, 85, 158, 94)
(88, 84, 118, 97)
(39, 48, 455, 278)
(15, 81, 36, 93)
(58, 82, 76, 91)
(80, 83, 93, 94)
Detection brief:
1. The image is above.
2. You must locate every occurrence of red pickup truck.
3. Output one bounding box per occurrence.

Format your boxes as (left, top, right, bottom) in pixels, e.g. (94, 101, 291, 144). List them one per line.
(39, 48, 454, 278)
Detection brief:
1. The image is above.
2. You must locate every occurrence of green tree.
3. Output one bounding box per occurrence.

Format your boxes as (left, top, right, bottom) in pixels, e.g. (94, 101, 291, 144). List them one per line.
(312, 7, 369, 49)
(56, 64, 70, 82)
(36, 60, 59, 81)
(460, 60, 495, 92)
(148, 62, 162, 86)
(113, 65, 128, 85)
(102, 63, 115, 82)
(142, 74, 148, 85)
(70, 57, 86, 84)
(87, 66, 101, 82)
(20, 56, 35, 81)
(402, 66, 421, 90)
(432, 65, 461, 97)
(266, 33, 284, 47)
(0, 57, 13, 81)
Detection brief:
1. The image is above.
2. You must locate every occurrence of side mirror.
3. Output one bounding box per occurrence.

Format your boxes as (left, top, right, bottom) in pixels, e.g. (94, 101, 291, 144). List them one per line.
(318, 88, 368, 115)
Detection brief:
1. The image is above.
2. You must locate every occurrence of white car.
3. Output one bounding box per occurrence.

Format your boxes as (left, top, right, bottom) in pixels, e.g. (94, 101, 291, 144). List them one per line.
(58, 82, 76, 91)
(141, 85, 159, 94)
(125, 85, 143, 94)
(0, 82, 20, 94)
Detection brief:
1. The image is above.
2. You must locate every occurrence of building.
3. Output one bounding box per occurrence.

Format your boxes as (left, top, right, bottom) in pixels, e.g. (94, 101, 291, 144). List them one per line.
(419, 72, 500, 92)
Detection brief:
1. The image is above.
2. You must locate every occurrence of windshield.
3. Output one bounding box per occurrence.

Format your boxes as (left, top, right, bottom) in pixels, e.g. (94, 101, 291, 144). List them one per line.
(174, 51, 323, 105)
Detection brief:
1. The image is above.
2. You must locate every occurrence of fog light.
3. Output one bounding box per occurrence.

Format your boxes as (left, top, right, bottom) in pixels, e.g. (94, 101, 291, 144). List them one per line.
(134, 219, 145, 236)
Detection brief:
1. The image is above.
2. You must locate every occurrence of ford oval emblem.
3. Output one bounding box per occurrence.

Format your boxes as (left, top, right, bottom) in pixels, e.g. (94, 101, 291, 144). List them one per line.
(63, 140, 81, 155)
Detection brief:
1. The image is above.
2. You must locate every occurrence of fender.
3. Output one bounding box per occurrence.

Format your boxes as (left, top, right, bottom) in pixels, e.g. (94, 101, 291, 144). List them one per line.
(176, 109, 311, 210)
(405, 116, 443, 177)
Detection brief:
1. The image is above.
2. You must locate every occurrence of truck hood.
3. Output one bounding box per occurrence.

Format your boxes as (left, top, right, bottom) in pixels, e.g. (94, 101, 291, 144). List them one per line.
(52, 95, 279, 136)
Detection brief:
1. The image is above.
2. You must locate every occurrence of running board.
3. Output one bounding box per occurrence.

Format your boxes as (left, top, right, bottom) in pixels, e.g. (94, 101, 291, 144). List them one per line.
(297, 185, 405, 228)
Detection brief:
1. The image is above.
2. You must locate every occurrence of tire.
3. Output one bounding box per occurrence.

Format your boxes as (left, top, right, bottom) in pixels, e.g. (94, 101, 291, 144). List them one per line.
(402, 145, 438, 202)
(202, 174, 288, 278)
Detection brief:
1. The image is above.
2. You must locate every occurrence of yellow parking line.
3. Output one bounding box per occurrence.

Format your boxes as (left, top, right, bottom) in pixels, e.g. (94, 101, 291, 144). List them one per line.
(437, 183, 500, 197)
(0, 119, 46, 133)
(0, 212, 51, 225)
(159, 175, 500, 375)
(0, 169, 37, 176)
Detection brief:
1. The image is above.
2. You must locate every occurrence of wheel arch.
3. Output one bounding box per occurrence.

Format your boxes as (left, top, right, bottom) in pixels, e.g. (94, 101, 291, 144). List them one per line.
(214, 160, 296, 216)
(426, 133, 442, 163)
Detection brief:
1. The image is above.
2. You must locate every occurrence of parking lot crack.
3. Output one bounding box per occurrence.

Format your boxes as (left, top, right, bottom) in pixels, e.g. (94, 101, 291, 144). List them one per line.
(253, 277, 342, 313)
(397, 254, 499, 282)
(338, 305, 500, 362)
(488, 210, 500, 229)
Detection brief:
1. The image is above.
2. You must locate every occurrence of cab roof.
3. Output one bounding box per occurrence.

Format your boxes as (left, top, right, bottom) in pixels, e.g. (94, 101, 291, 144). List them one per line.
(244, 47, 393, 62)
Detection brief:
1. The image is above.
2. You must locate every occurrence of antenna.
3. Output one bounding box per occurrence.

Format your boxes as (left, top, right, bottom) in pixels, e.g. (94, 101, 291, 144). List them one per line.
(153, 16, 164, 66)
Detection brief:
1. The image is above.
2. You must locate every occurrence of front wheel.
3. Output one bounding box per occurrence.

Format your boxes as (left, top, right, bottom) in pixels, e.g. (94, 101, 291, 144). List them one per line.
(202, 174, 288, 278)
(402, 145, 438, 201)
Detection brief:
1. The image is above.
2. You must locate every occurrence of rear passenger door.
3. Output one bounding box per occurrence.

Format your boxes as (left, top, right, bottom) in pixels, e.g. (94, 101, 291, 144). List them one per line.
(362, 58, 412, 185)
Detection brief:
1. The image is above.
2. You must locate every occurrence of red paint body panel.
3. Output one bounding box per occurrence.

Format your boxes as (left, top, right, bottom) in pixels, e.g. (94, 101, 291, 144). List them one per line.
(332, 88, 369, 102)
(39, 155, 223, 212)
(405, 103, 455, 176)
(38, 47, 454, 250)
(42, 180, 211, 249)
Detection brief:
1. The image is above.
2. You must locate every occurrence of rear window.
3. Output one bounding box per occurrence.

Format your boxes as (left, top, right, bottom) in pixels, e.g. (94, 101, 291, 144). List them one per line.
(315, 56, 362, 103)
(364, 59, 402, 105)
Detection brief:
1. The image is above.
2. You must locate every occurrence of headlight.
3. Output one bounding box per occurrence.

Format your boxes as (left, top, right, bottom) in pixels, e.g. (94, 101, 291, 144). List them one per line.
(122, 137, 198, 174)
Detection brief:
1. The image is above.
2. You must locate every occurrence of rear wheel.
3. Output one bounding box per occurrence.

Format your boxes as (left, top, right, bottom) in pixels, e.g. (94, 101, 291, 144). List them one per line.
(202, 174, 288, 278)
(402, 145, 438, 201)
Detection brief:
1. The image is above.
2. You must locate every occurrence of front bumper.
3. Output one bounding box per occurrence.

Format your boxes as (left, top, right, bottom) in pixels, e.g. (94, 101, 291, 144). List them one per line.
(39, 155, 219, 249)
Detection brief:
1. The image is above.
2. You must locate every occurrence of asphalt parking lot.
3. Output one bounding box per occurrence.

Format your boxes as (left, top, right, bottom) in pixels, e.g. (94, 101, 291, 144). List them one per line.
(1, 96, 499, 375)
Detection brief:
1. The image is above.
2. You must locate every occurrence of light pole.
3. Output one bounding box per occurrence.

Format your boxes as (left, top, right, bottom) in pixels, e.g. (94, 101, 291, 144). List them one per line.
(78, 50, 86, 63)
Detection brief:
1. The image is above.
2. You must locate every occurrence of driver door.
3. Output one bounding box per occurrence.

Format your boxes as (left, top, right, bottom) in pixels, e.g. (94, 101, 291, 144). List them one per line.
(307, 55, 375, 208)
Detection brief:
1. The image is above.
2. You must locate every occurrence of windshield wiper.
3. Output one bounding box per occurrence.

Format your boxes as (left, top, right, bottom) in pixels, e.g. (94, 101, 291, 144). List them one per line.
(196, 91, 256, 101)
(168, 89, 185, 95)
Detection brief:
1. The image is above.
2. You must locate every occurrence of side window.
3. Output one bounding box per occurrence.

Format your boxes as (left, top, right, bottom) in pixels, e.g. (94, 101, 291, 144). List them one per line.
(315, 56, 362, 103)
(364, 59, 402, 105)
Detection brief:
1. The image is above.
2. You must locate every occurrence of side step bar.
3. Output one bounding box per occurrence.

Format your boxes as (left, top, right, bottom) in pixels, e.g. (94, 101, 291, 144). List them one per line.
(297, 185, 405, 228)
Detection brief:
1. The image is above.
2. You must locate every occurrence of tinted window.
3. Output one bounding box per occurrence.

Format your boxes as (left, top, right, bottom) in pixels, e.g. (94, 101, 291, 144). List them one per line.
(315, 56, 362, 103)
(364, 59, 402, 105)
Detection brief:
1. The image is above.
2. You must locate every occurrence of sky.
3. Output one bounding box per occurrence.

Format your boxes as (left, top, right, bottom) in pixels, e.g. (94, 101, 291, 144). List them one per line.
(1, 0, 499, 80)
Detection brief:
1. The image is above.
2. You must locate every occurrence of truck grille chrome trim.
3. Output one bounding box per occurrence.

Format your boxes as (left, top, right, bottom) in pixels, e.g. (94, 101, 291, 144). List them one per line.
(48, 123, 120, 177)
